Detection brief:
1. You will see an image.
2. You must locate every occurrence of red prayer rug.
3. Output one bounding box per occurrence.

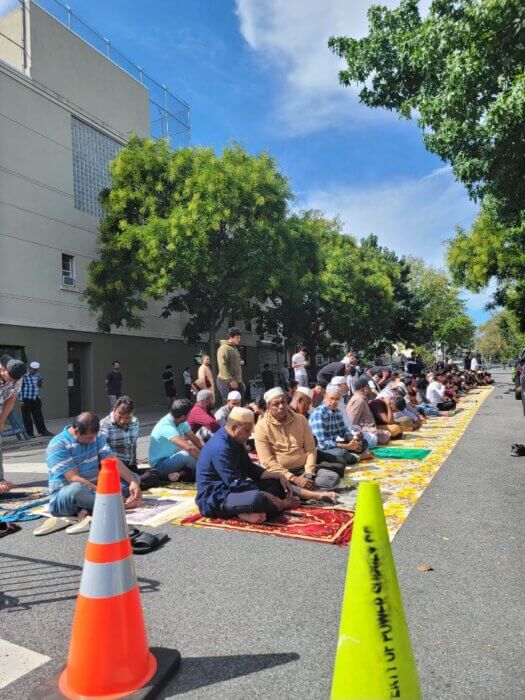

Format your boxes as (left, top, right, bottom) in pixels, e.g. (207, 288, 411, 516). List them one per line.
(180, 506, 354, 546)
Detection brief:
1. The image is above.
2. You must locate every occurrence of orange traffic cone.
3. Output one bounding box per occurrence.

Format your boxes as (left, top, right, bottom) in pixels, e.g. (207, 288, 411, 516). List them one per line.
(33, 457, 180, 699)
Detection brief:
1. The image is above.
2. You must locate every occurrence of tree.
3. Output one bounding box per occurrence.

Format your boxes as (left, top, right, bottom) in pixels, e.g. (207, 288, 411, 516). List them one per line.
(85, 137, 292, 377)
(475, 311, 525, 362)
(406, 258, 475, 353)
(447, 201, 525, 330)
(328, 0, 525, 214)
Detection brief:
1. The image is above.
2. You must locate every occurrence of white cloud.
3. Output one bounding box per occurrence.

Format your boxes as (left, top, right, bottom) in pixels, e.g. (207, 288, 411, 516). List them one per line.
(235, 0, 430, 135)
(303, 166, 478, 265)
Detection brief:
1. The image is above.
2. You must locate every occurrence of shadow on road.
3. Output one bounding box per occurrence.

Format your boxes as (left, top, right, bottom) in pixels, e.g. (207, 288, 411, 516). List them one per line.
(163, 652, 300, 696)
(0, 552, 160, 611)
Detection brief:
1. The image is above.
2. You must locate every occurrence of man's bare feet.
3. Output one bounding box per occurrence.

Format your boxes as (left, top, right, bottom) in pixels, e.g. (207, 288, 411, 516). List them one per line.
(359, 451, 374, 461)
(238, 512, 266, 524)
(168, 471, 181, 482)
(77, 508, 90, 522)
(0, 480, 13, 494)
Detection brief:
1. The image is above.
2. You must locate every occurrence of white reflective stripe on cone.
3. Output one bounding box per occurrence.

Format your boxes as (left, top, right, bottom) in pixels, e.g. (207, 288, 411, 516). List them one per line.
(79, 557, 137, 599)
(89, 493, 128, 544)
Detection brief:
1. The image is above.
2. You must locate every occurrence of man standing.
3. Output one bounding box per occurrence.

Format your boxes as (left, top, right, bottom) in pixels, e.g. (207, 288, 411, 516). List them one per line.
(105, 361, 122, 409)
(196, 407, 297, 522)
(0, 354, 26, 493)
(162, 365, 176, 407)
(19, 361, 53, 438)
(183, 367, 193, 400)
(280, 362, 290, 390)
(261, 364, 274, 391)
(99, 396, 140, 472)
(292, 347, 309, 387)
(217, 326, 244, 403)
(46, 412, 141, 521)
(149, 399, 202, 482)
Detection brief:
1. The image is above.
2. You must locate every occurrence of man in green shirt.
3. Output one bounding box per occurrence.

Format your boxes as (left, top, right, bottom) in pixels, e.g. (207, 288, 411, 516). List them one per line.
(216, 327, 245, 403)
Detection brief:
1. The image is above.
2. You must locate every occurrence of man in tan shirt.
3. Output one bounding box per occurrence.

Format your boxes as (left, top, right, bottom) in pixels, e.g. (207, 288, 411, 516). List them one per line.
(254, 387, 340, 491)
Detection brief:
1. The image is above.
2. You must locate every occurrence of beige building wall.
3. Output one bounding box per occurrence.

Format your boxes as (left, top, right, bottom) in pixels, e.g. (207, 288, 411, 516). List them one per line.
(0, 3, 263, 418)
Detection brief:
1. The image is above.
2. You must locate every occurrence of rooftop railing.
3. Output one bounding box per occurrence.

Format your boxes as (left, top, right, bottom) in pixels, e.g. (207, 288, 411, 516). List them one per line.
(0, 0, 191, 147)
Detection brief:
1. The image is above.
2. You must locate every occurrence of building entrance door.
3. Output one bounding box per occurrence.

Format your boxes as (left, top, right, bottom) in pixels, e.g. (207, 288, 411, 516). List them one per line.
(67, 359, 81, 416)
(67, 342, 93, 416)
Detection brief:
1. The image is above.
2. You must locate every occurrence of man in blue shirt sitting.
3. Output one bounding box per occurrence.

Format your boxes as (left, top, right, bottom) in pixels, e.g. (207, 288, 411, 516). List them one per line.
(149, 399, 203, 482)
(46, 412, 141, 519)
(196, 407, 297, 524)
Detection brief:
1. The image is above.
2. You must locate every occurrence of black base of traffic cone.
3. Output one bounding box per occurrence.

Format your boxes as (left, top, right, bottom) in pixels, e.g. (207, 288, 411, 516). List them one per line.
(31, 647, 181, 699)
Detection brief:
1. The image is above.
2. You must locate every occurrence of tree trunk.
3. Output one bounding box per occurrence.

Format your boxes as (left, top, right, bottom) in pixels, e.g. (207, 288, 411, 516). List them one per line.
(209, 323, 218, 381)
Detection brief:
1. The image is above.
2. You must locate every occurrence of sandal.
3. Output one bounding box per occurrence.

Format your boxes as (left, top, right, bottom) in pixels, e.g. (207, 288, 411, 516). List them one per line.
(132, 531, 169, 555)
(511, 443, 525, 457)
(0, 522, 21, 538)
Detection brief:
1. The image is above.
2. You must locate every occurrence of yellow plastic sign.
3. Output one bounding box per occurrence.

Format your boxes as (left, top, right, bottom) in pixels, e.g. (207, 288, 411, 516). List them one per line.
(331, 482, 421, 699)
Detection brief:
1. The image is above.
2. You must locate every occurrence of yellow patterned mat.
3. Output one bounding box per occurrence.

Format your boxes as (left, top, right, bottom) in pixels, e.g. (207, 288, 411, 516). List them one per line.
(343, 387, 494, 539)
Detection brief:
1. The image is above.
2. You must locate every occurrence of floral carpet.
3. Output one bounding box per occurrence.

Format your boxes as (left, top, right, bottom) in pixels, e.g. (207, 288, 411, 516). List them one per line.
(339, 386, 494, 539)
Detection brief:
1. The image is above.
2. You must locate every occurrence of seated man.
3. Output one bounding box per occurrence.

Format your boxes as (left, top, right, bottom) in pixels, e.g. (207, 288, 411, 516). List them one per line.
(149, 399, 202, 482)
(289, 385, 313, 417)
(255, 387, 340, 491)
(99, 395, 140, 472)
(426, 373, 456, 412)
(345, 376, 392, 445)
(309, 385, 371, 466)
(196, 407, 299, 523)
(368, 395, 404, 439)
(393, 397, 422, 430)
(214, 390, 242, 426)
(46, 412, 141, 518)
(187, 389, 221, 442)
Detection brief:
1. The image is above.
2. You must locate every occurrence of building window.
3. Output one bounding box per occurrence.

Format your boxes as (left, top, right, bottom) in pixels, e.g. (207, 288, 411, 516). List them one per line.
(62, 254, 76, 288)
(71, 117, 122, 218)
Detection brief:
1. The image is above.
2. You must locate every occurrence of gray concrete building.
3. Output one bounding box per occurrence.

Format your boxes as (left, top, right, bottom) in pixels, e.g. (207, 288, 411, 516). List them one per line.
(0, 0, 269, 418)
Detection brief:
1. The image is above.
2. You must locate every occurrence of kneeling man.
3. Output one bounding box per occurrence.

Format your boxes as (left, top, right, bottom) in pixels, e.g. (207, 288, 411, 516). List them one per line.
(196, 407, 299, 523)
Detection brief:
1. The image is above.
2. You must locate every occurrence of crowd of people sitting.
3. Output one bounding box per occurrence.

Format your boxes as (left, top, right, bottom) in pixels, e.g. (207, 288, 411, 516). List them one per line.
(17, 344, 491, 530)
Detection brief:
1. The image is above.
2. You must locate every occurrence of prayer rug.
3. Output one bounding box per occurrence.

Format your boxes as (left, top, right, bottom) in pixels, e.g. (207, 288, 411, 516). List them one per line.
(126, 496, 196, 527)
(370, 447, 431, 460)
(348, 386, 493, 539)
(0, 487, 49, 518)
(180, 506, 354, 545)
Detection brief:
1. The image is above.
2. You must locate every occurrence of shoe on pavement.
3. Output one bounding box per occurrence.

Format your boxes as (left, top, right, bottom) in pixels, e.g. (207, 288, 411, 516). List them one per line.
(39, 431, 55, 437)
(510, 443, 525, 457)
(66, 515, 92, 534)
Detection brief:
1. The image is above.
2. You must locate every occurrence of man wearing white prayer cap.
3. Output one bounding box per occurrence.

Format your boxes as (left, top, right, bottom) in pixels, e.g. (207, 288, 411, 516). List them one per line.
(196, 405, 298, 522)
(255, 386, 340, 495)
(214, 390, 242, 426)
(18, 360, 53, 438)
(289, 385, 313, 418)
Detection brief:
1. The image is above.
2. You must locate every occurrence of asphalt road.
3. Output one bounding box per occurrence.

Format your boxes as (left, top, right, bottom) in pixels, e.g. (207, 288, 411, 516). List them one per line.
(0, 369, 523, 699)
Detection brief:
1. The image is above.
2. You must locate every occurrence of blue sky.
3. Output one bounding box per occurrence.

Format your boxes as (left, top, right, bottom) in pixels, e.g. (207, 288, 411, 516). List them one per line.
(38, 0, 492, 323)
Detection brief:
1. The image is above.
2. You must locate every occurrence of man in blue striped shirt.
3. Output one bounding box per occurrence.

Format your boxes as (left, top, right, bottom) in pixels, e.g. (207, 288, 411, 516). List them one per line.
(45, 412, 141, 518)
(309, 385, 367, 466)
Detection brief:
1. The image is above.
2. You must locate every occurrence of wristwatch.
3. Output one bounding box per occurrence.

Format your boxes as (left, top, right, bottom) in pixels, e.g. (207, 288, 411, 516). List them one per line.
(304, 473, 315, 481)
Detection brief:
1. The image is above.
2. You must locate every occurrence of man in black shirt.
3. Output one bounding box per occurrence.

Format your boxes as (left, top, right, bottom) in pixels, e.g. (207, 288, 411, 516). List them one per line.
(105, 361, 123, 409)
(162, 364, 177, 407)
(261, 364, 275, 391)
(316, 361, 349, 386)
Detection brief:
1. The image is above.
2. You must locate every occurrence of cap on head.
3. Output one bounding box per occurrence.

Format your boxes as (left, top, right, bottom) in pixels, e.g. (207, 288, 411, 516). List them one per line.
(0, 354, 27, 380)
(227, 390, 242, 401)
(229, 407, 255, 423)
(331, 376, 347, 385)
(29, 361, 40, 370)
(325, 384, 341, 396)
(264, 387, 286, 404)
(196, 389, 213, 402)
(295, 386, 313, 399)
